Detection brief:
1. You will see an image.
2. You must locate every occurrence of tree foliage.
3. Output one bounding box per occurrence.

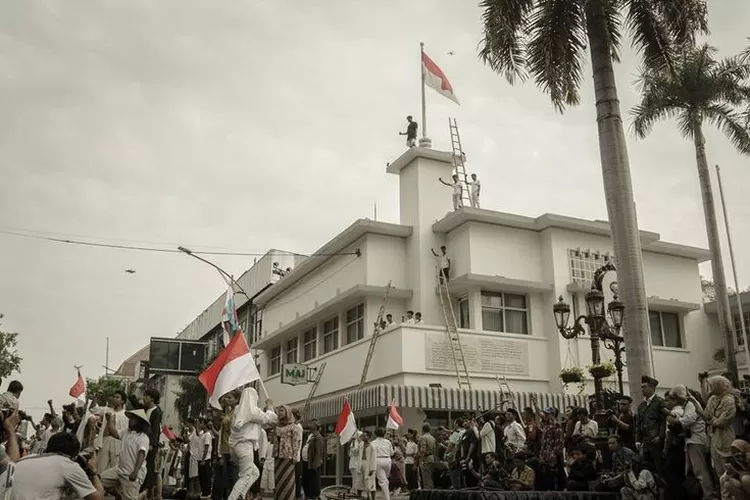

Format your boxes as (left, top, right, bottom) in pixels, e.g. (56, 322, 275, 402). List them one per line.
(477, 0, 709, 112)
(0, 330, 22, 380)
(85, 376, 127, 405)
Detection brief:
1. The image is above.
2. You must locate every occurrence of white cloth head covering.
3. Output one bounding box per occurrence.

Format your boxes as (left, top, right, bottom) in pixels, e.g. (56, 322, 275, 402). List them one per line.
(233, 387, 261, 429)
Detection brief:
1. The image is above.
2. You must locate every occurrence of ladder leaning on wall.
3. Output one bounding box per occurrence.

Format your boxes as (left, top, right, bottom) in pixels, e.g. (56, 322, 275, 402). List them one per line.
(359, 281, 393, 390)
(301, 361, 326, 421)
(436, 269, 472, 389)
(448, 118, 472, 207)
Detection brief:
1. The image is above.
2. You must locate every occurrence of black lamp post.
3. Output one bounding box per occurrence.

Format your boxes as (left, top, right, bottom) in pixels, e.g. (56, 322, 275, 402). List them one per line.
(552, 262, 626, 411)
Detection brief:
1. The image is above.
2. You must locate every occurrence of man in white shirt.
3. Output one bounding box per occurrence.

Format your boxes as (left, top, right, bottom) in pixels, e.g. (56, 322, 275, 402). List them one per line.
(439, 174, 464, 211)
(478, 415, 496, 457)
(573, 408, 599, 441)
(414, 313, 424, 325)
(370, 428, 393, 500)
(404, 311, 415, 325)
(431, 246, 450, 284)
(101, 409, 151, 500)
(504, 409, 527, 453)
(99, 390, 129, 473)
(467, 173, 481, 208)
(10, 431, 104, 500)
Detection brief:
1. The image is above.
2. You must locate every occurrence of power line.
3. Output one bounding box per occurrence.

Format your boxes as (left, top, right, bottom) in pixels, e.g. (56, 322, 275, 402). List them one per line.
(0, 229, 359, 258)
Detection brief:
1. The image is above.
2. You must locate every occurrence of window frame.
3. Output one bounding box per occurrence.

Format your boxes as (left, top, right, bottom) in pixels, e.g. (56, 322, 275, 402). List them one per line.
(734, 311, 750, 347)
(302, 327, 317, 362)
(458, 297, 470, 329)
(648, 310, 683, 348)
(345, 304, 365, 345)
(322, 316, 339, 354)
(269, 345, 281, 375)
(285, 337, 298, 364)
(480, 291, 529, 335)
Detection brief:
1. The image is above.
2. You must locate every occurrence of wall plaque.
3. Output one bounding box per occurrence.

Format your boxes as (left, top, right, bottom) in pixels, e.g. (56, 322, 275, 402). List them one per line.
(424, 332, 530, 376)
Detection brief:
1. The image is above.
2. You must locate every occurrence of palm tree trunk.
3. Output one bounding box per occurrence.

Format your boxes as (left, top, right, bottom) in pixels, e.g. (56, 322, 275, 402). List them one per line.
(693, 122, 739, 379)
(585, 0, 653, 400)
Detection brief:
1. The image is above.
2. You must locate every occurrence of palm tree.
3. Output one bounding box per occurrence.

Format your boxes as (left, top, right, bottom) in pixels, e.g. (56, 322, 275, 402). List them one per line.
(631, 44, 750, 378)
(478, 0, 708, 397)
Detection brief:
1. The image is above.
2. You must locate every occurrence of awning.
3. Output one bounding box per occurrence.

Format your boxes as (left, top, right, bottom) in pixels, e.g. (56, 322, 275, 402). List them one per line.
(297, 384, 588, 421)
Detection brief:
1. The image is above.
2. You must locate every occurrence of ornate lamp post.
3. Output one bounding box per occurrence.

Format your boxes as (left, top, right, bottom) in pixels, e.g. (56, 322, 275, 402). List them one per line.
(552, 262, 627, 410)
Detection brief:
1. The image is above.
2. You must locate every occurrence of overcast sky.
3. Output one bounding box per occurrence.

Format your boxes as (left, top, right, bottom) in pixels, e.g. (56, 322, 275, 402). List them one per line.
(1, 1, 749, 416)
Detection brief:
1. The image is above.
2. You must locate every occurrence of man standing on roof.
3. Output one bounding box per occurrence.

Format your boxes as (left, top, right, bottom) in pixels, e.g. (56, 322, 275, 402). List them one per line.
(399, 116, 418, 148)
(439, 175, 464, 211)
(467, 173, 481, 208)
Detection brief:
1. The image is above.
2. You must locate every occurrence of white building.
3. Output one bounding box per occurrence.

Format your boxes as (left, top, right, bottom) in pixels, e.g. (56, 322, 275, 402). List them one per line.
(252, 147, 723, 440)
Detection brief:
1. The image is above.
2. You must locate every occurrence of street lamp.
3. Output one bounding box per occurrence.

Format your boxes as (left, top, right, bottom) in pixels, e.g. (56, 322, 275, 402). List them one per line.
(553, 262, 626, 409)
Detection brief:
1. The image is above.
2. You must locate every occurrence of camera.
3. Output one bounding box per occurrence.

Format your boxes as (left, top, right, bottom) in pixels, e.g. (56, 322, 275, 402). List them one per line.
(698, 371, 709, 381)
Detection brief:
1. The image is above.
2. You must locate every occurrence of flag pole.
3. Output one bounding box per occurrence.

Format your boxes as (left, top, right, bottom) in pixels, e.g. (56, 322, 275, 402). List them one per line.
(716, 164, 749, 370)
(420, 42, 426, 139)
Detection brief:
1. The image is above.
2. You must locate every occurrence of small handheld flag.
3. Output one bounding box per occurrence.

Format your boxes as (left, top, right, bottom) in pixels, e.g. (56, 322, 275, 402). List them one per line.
(335, 399, 357, 444)
(386, 399, 403, 430)
(69, 370, 86, 400)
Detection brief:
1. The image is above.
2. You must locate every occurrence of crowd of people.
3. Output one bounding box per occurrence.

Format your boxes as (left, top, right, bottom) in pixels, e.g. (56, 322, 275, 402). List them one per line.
(2, 371, 750, 500)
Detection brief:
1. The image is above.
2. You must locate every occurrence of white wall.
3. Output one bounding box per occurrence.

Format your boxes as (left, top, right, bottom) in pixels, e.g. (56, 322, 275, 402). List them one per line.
(262, 324, 552, 405)
(364, 234, 408, 289)
(468, 222, 544, 282)
(262, 239, 365, 337)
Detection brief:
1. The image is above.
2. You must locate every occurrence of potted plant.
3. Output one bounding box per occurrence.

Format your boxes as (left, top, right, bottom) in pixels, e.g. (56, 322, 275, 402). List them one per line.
(588, 360, 616, 379)
(560, 367, 584, 384)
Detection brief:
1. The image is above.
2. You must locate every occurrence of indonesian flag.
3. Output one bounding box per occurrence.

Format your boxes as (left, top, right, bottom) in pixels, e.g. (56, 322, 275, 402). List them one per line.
(220, 278, 240, 346)
(386, 399, 403, 430)
(162, 426, 177, 441)
(422, 51, 460, 105)
(69, 370, 86, 400)
(199, 329, 261, 409)
(335, 399, 357, 444)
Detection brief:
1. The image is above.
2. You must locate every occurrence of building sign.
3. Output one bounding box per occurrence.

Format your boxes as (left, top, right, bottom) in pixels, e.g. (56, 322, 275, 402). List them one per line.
(424, 332, 530, 376)
(281, 363, 308, 386)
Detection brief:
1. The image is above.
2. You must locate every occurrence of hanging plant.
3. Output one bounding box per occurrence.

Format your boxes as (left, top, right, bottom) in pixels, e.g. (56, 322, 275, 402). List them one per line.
(588, 360, 616, 379)
(560, 367, 584, 384)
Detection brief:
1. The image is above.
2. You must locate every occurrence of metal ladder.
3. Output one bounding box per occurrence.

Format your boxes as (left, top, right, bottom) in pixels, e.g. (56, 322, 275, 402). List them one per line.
(301, 362, 326, 421)
(436, 270, 471, 389)
(448, 118, 472, 207)
(359, 282, 393, 389)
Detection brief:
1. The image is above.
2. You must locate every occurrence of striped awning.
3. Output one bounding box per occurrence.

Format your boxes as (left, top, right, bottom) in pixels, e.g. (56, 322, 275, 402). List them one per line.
(297, 384, 588, 421)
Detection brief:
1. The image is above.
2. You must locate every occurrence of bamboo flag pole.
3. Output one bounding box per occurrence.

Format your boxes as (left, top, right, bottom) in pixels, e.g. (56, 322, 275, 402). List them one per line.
(420, 42, 426, 139)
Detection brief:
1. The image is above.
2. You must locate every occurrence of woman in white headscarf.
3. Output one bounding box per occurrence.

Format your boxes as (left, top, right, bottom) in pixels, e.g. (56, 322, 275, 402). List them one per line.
(227, 386, 277, 500)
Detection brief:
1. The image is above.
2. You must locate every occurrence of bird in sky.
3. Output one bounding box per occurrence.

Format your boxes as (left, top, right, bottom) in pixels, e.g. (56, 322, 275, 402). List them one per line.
(447, 51, 455, 56)
(125, 269, 136, 274)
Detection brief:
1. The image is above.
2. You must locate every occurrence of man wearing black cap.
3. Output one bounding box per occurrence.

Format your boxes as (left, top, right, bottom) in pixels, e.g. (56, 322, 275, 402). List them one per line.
(635, 376, 666, 474)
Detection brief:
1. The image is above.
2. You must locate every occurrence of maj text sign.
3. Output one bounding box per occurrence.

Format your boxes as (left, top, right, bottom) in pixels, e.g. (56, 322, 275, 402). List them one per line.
(424, 332, 530, 376)
(281, 363, 309, 386)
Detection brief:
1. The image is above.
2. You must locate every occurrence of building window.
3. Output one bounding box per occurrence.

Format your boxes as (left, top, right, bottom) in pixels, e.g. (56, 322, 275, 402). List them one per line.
(269, 345, 281, 375)
(286, 337, 298, 364)
(458, 298, 470, 329)
(323, 316, 339, 354)
(568, 249, 613, 285)
(481, 292, 528, 334)
(734, 312, 750, 346)
(251, 308, 263, 344)
(346, 304, 365, 344)
(649, 311, 682, 348)
(303, 327, 317, 361)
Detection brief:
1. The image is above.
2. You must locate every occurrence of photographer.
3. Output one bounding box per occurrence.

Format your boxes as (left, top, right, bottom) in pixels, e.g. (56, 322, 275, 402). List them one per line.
(10, 431, 104, 499)
(609, 396, 635, 450)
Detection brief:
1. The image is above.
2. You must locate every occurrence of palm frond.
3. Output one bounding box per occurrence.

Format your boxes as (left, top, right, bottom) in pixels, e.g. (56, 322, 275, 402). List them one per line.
(478, 0, 536, 83)
(625, 0, 675, 72)
(653, 0, 709, 48)
(601, 0, 624, 62)
(526, 0, 587, 112)
(704, 103, 750, 155)
(630, 71, 683, 138)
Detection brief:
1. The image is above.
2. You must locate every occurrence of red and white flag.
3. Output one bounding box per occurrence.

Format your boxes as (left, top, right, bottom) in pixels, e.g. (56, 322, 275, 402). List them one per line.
(422, 51, 460, 105)
(386, 400, 403, 430)
(199, 330, 261, 409)
(69, 370, 86, 400)
(335, 399, 357, 444)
